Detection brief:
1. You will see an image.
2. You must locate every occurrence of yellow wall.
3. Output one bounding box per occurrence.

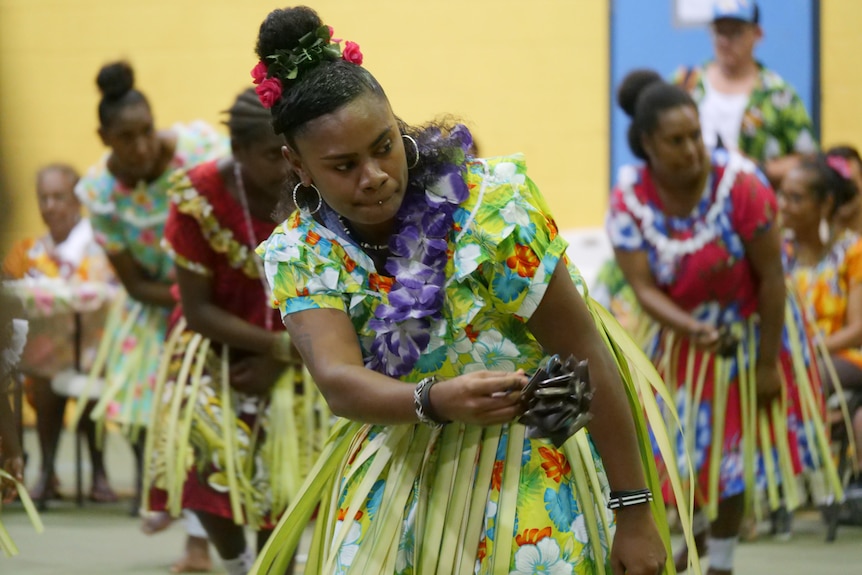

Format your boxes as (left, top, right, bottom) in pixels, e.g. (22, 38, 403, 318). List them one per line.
(0, 0, 609, 251)
(821, 0, 862, 152)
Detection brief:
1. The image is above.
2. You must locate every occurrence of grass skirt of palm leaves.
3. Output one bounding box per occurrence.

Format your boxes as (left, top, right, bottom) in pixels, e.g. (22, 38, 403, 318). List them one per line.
(69, 291, 168, 440)
(649, 295, 844, 523)
(0, 470, 44, 557)
(142, 318, 330, 528)
(250, 296, 700, 575)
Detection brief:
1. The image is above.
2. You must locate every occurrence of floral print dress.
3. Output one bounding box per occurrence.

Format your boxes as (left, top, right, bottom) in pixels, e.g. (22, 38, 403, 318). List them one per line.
(784, 230, 862, 370)
(75, 121, 228, 429)
(257, 155, 674, 575)
(606, 149, 837, 515)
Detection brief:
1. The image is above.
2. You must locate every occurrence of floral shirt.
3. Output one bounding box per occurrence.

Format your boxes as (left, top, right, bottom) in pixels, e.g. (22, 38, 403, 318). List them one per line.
(784, 230, 862, 369)
(2, 219, 112, 283)
(674, 62, 817, 162)
(2, 219, 116, 378)
(75, 121, 229, 283)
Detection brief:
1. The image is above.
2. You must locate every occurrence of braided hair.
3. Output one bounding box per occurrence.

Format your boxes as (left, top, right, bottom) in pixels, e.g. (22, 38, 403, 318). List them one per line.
(223, 88, 274, 150)
(96, 61, 150, 129)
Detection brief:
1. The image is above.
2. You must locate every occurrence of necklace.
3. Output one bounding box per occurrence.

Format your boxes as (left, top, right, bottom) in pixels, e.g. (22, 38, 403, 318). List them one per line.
(337, 214, 389, 251)
(363, 126, 473, 377)
(234, 161, 274, 331)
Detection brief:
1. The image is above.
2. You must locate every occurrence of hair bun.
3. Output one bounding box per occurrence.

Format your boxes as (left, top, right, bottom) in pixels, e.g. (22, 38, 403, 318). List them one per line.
(255, 6, 323, 62)
(617, 69, 664, 118)
(96, 61, 135, 100)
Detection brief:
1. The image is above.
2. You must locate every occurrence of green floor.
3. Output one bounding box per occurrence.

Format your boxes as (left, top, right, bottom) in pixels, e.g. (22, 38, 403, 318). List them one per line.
(2, 429, 861, 574)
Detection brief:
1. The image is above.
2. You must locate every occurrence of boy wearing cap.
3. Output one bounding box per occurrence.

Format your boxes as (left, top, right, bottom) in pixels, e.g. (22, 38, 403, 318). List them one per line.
(674, 0, 817, 187)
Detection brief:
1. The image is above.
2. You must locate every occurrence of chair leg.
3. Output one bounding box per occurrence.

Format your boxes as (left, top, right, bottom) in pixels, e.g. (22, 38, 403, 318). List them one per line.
(826, 433, 852, 542)
(73, 312, 86, 508)
(12, 372, 29, 491)
(824, 503, 839, 542)
(75, 429, 84, 507)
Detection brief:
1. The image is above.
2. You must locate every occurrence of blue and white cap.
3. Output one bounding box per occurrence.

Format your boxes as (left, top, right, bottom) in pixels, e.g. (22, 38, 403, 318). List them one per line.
(712, 0, 759, 24)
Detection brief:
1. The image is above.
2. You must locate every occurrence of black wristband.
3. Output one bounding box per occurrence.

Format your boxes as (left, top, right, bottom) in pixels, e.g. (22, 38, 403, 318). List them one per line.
(607, 488, 653, 510)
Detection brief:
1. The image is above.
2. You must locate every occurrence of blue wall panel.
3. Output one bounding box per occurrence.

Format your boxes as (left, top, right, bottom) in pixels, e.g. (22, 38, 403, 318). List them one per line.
(610, 0, 815, 183)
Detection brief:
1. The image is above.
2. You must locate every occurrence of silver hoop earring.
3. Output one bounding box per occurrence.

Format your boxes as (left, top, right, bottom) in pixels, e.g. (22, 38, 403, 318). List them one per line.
(292, 182, 322, 215)
(402, 134, 419, 170)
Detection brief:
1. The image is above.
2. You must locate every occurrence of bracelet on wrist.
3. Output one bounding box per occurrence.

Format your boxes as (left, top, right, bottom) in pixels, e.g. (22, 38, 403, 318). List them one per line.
(607, 488, 653, 510)
(413, 376, 450, 428)
(271, 331, 293, 362)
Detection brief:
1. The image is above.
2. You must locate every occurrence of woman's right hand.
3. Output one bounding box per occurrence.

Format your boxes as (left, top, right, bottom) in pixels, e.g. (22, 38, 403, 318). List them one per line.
(688, 322, 720, 352)
(430, 370, 528, 426)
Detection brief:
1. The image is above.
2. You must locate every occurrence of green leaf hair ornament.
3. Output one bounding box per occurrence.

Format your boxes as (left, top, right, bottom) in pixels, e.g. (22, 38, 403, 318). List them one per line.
(251, 25, 363, 108)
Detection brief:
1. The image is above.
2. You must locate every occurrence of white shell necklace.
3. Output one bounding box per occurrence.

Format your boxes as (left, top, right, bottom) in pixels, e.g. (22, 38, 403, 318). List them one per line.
(337, 214, 389, 252)
(234, 161, 273, 331)
(618, 151, 748, 260)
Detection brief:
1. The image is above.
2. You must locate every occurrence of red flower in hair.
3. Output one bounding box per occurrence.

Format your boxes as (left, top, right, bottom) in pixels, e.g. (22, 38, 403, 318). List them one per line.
(327, 25, 342, 43)
(827, 155, 853, 180)
(255, 77, 283, 109)
(250, 61, 268, 85)
(342, 41, 363, 65)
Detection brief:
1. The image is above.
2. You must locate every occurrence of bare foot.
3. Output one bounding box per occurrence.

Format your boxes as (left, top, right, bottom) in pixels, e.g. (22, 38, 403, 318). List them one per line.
(674, 530, 708, 573)
(141, 511, 175, 535)
(740, 513, 759, 542)
(89, 474, 119, 503)
(170, 536, 212, 573)
(674, 546, 690, 574)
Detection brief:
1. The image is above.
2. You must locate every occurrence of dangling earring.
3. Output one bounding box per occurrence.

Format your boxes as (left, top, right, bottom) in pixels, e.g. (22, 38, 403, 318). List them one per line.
(819, 217, 831, 245)
(402, 134, 419, 169)
(292, 182, 322, 215)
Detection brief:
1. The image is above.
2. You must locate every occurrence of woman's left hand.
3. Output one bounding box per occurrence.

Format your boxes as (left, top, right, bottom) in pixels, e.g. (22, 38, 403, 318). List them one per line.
(610, 505, 667, 574)
(229, 355, 287, 396)
(755, 360, 782, 409)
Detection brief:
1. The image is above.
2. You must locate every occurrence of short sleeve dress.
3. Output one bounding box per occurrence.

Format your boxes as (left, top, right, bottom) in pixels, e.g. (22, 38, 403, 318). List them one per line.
(784, 230, 862, 371)
(257, 155, 680, 575)
(606, 149, 839, 515)
(143, 160, 327, 527)
(74, 121, 228, 429)
(673, 62, 818, 161)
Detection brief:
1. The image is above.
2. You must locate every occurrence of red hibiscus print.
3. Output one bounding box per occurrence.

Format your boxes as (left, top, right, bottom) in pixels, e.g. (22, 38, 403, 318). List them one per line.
(515, 526, 552, 547)
(538, 446, 570, 483)
(506, 244, 540, 278)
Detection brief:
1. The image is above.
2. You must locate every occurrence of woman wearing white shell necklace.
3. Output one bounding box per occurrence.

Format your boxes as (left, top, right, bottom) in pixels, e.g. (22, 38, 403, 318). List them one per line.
(608, 69, 838, 575)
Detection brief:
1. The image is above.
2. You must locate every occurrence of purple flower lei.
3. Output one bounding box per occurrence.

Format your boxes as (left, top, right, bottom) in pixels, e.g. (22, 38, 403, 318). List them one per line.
(364, 126, 473, 377)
